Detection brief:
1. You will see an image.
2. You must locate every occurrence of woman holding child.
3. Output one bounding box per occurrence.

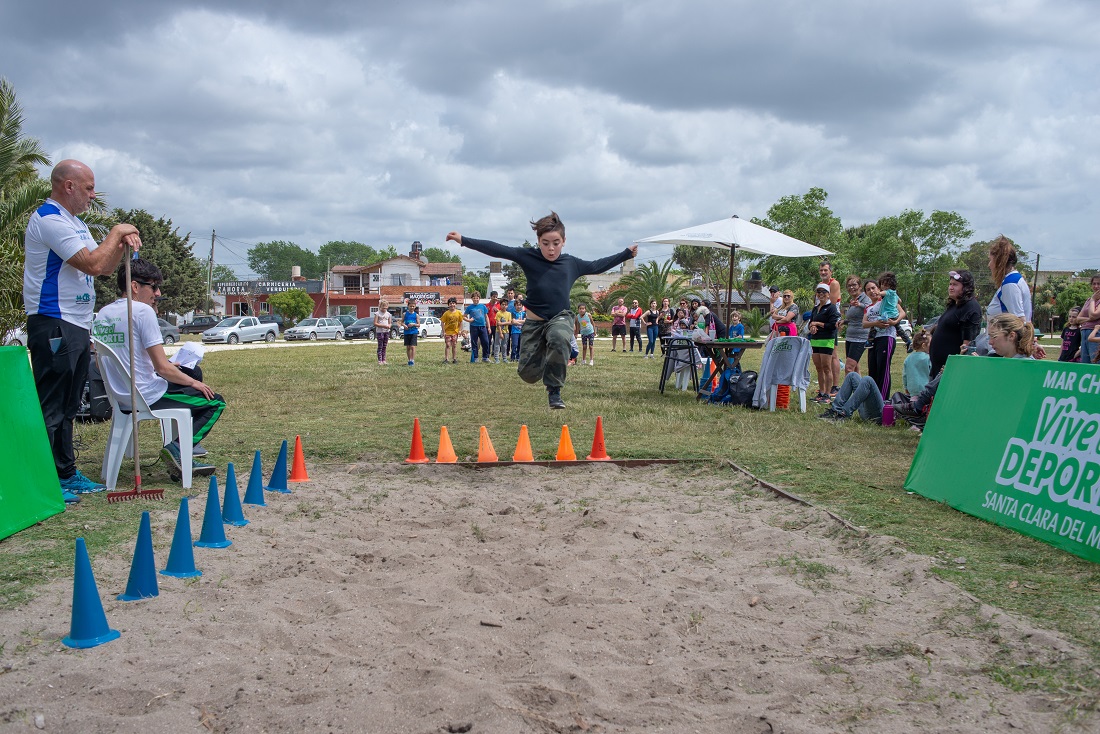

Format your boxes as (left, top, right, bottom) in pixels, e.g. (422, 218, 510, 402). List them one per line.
(862, 273, 906, 400)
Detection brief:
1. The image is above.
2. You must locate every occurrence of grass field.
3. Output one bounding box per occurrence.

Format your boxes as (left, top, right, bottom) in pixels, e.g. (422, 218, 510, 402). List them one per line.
(2, 335, 1098, 704)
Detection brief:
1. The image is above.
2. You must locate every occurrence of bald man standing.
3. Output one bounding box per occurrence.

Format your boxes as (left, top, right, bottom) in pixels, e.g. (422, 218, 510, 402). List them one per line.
(23, 160, 142, 501)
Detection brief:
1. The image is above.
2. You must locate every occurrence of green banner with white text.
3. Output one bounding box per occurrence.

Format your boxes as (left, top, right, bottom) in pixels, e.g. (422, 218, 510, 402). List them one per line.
(905, 356, 1100, 564)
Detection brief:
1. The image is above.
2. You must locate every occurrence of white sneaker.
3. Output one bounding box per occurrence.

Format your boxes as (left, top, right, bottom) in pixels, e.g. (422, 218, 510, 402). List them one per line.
(589, 359, 594, 366)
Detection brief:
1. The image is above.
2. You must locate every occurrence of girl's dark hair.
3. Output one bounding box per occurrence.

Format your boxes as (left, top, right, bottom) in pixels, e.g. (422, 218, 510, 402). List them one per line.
(877, 271, 897, 290)
(530, 211, 565, 239)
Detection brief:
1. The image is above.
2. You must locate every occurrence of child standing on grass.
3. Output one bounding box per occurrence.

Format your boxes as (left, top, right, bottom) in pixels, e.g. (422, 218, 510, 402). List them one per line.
(403, 302, 420, 366)
(447, 212, 637, 409)
(441, 297, 464, 364)
(903, 330, 931, 395)
(575, 302, 596, 366)
(374, 299, 392, 365)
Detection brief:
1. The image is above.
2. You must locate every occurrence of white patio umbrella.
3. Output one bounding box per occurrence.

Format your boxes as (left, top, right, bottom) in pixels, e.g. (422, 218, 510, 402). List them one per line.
(636, 215, 832, 322)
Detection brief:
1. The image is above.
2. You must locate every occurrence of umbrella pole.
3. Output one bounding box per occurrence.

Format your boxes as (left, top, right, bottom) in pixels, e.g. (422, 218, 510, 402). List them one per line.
(726, 245, 737, 325)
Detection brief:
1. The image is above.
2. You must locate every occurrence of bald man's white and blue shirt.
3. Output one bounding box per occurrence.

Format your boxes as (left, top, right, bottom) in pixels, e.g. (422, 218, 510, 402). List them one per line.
(23, 198, 98, 329)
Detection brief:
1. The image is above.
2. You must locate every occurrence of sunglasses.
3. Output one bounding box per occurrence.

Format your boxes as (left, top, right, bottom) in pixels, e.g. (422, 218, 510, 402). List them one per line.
(134, 280, 161, 291)
(949, 271, 962, 281)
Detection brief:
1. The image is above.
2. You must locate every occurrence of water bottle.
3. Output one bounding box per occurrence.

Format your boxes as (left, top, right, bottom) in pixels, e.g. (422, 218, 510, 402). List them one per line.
(881, 403, 895, 427)
(707, 323, 715, 340)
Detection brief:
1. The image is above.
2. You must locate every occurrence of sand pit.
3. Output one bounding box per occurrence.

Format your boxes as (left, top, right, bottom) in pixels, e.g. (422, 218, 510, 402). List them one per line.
(0, 463, 1087, 733)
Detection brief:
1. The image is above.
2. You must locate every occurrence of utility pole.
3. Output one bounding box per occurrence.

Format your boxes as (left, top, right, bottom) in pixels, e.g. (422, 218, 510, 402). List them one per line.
(325, 257, 331, 317)
(1032, 252, 1040, 327)
(207, 230, 216, 314)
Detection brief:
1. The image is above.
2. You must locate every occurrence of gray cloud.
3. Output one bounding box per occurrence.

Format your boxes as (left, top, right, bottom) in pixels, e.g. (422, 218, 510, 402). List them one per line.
(1, 0, 1098, 275)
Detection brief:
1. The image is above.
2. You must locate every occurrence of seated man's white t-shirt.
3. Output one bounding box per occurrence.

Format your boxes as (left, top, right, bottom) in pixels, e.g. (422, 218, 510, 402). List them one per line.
(94, 299, 169, 410)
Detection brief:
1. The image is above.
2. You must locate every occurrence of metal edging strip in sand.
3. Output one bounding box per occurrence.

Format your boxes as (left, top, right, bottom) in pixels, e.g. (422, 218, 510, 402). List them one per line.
(455, 458, 705, 469)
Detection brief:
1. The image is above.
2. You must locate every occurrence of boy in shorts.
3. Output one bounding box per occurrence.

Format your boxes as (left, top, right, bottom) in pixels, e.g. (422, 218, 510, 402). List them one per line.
(402, 302, 420, 366)
(441, 297, 464, 364)
(447, 212, 636, 409)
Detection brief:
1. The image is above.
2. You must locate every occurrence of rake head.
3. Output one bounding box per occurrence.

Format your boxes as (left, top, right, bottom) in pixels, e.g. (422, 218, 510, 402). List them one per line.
(106, 475, 165, 503)
(106, 488, 166, 503)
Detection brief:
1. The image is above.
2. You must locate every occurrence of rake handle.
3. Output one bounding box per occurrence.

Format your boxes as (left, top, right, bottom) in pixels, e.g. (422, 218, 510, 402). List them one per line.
(124, 251, 141, 489)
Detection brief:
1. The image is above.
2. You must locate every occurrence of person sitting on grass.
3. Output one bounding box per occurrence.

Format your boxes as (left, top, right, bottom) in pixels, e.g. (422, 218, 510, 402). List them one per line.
(903, 329, 932, 396)
(94, 257, 222, 481)
(447, 212, 636, 409)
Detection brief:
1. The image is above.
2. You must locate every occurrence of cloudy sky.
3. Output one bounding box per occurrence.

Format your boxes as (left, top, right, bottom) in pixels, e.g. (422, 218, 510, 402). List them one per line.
(3, 1, 1098, 277)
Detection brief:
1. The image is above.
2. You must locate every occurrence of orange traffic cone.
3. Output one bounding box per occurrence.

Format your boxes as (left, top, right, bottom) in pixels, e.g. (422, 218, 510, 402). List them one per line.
(436, 426, 458, 463)
(586, 416, 611, 461)
(477, 426, 498, 463)
(289, 435, 310, 482)
(512, 425, 534, 462)
(406, 418, 430, 464)
(556, 425, 577, 461)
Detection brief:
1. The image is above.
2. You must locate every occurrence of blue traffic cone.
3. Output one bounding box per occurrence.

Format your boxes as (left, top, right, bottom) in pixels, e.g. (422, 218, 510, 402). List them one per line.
(161, 497, 201, 578)
(62, 538, 121, 648)
(117, 512, 159, 601)
(195, 476, 231, 549)
(243, 450, 266, 506)
(700, 358, 712, 386)
(222, 462, 248, 527)
(265, 439, 291, 494)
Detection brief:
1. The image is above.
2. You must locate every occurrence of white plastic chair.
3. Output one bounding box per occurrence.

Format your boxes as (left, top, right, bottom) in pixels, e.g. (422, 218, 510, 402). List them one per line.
(753, 336, 813, 413)
(92, 337, 194, 489)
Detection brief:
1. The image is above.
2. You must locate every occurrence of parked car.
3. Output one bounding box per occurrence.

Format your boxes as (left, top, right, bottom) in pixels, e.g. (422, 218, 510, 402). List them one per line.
(419, 316, 443, 338)
(158, 318, 180, 345)
(201, 316, 279, 344)
(2, 325, 27, 346)
(333, 314, 356, 329)
(180, 315, 219, 334)
(284, 317, 344, 341)
(258, 313, 285, 328)
(344, 317, 402, 340)
(897, 319, 914, 340)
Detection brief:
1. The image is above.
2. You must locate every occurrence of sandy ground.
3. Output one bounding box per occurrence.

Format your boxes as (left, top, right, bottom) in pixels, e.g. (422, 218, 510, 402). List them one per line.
(0, 462, 1090, 733)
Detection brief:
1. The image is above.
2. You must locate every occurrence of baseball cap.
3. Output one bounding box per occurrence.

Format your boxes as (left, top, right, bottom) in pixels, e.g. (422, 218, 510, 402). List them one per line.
(815, 283, 830, 292)
(768, 286, 779, 293)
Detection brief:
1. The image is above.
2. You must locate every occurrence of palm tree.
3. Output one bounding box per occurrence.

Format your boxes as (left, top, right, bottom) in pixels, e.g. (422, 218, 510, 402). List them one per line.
(616, 260, 690, 308)
(0, 78, 51, 341)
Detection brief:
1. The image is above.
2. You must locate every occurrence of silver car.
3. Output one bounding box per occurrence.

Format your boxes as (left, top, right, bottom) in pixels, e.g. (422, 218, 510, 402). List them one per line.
(202, 316, 279, 344)
(284, 317, 344, 341)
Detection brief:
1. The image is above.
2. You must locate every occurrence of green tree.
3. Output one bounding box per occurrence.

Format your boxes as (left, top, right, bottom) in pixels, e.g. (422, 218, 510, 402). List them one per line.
(616, 260, 690, 307)
(752, 187, 848, 291)
(422, 246, 461, 263)
(199, 259, 238, 283)
(248, 240, 320, 279)
(0, 78, 51, 339)
(317, 240, 391, 267)
(1056, 281, 1093, 319)
(267, 288, 315, 324)
(91, 209, 206, 316)
(848, 209, 972, 322)
(464, 268, 489, 298)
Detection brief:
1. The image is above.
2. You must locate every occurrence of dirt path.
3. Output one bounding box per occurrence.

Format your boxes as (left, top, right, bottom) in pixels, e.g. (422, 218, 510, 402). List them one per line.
(0, 463, 1087, 733)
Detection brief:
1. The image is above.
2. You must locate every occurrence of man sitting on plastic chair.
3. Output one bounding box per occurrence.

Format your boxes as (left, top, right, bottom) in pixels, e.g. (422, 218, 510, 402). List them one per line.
(94, 257, 224, 481)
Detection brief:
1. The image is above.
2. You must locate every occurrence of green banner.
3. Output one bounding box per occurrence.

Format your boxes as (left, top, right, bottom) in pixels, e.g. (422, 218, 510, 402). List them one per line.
(0, 346, 64, 540)
(905, 356, 1100, 564)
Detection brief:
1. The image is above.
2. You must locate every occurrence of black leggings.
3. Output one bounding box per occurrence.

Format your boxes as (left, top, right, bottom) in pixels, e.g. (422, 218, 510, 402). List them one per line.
(866, 336, 896, 400)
